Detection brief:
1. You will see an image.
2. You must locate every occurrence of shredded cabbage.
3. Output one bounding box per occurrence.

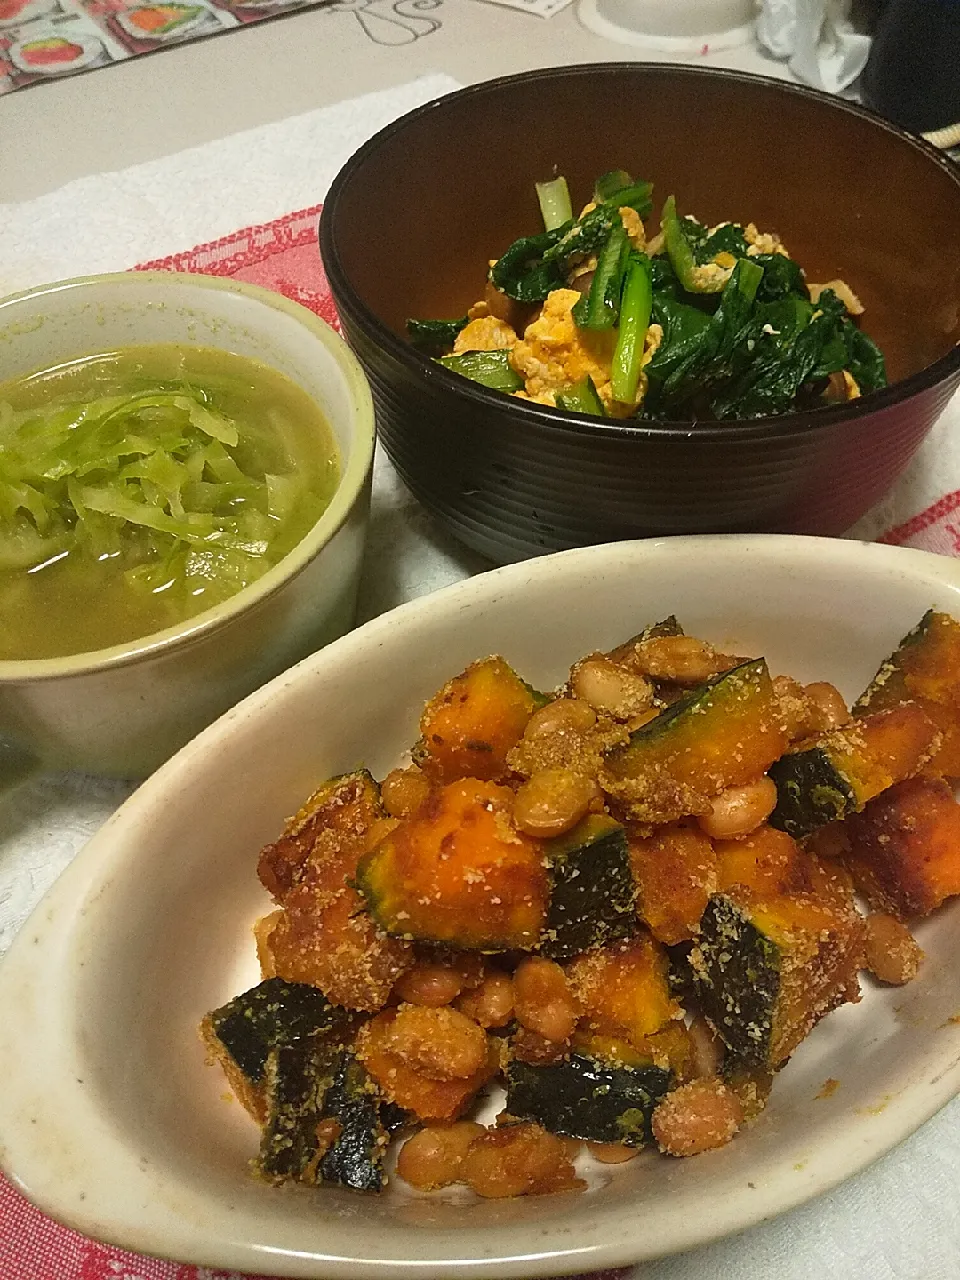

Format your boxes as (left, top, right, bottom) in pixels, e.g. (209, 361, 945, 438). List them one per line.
(0, 383, 323, 599)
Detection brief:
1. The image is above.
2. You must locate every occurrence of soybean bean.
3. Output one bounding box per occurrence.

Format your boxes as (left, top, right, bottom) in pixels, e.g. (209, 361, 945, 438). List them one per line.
(696, 776, 778, 840)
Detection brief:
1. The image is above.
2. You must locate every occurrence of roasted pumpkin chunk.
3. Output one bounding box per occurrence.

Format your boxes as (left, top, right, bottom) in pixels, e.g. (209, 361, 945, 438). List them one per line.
(690, 889, 863, 1070)
(630, 820, 716, 945)
(768, 704, 941, 839)
(715, 825, 809, 899)
(257, 770, 383, 902)
(413, 656, 540, 785)
(715, 824, 858, 913)
(540, 813, 637, 959)
(845, 776, 960, 918)
(256, 1044, 391, 1191)
(854, 610, 960, 778)
(356, 1008, 499, 1121)
(257, 772, 411, 1012)
(601, 659, 788, 823)
(566, 933, 680, 1047)
(200, 978, 355, 1123)
(505, 1050, 672, 1147)
(356, 778, 549, 950)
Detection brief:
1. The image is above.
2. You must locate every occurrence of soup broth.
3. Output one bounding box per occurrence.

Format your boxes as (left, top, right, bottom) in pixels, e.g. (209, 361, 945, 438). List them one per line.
(0, 344, 339, 660)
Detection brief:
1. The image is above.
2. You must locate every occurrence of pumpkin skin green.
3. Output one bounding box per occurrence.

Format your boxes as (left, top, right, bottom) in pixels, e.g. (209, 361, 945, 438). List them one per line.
(257, 1044, 391, 1192)
(505, 1052, 672, 1146)
(540, 813, 637, 960)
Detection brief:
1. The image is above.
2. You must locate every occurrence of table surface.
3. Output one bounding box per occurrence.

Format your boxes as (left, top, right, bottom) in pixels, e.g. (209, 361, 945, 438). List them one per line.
(2, 9, 960, 1280)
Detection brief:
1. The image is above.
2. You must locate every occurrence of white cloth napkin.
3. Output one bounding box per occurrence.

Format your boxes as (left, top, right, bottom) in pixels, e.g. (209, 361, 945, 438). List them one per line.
(0, 72, 461, 296)
(756, 0, 871, 92)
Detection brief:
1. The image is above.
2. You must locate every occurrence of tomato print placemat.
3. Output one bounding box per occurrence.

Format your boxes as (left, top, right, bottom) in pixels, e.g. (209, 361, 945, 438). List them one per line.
(0, 0, 455, 95)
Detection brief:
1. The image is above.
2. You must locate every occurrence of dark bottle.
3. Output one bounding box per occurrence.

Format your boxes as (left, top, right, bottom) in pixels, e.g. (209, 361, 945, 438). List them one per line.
(860, 0, 960, 134)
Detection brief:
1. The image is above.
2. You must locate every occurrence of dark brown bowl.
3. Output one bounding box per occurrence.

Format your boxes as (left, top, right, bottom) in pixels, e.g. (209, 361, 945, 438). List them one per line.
(320, 64, 960, 564)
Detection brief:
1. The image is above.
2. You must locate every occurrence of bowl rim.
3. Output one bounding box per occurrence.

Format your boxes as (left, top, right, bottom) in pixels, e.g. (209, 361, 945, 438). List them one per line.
(320, 61, 960, 443)
(0, 271, 376, 682)
(1, 534, 960, 1276)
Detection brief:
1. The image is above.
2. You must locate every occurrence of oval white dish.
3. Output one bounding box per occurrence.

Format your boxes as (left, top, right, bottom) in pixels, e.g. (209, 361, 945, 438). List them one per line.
(0, 535, 959, 1277)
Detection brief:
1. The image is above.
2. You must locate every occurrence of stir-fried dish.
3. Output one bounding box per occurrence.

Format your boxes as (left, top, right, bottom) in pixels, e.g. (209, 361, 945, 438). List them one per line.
(407, 171, 887, 422)
(202, 609, 960, 1198)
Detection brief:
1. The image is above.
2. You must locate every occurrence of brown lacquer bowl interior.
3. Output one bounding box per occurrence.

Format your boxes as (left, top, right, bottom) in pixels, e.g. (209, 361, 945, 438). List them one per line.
(321, 64, 960, 563)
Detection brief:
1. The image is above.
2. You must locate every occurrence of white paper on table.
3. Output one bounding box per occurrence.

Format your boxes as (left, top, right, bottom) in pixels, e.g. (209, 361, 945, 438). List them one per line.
(470, 0, 575, 18)
(756, 0, 871, 93)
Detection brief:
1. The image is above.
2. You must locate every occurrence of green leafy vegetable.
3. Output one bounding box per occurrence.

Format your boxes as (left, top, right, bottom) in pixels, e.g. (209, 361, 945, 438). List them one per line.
(407, 317, 469, 355)
(752, 253, 809, 303)
(555, 376, 606, 416)
(409, 170, 888, 423)
(437, 350, 523, 392)
(536, 176, 573, 232)
(490, 226, 570, 302)
(682, 217, 749, 265)
(594, 169, 634, 203)
(842, 323, 887, 394)
(653, 257, 765, 412)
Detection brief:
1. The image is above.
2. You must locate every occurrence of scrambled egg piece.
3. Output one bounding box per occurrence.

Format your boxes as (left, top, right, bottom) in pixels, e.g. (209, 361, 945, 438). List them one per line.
(745, 222, 789, 258)
(809, 279, 865, 316)
(510, 292, 664, 416)
(825, 369, 861, 403)
(619, 206, 646, 251)
(454, 315, 517, 353)
(689, 260, 734, 291)
(510, 289, 617, 409)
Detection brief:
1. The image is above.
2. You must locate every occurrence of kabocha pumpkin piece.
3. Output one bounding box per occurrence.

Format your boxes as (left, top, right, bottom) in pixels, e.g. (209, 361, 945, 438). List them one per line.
(540, 813, 637, 958)
(601, 660, 788, 824)
(630, 821, 716, 945)
(255, 769, 411, 1011)
(714, 825, 808, 899)
(413, 656, 541, 785)
(768, 704, 942, 840)
(200, 978, 356, 1123)
(356, 778, 549, 951)
(566, 932, 681, 1047)
(505, 1045, 672, 1147)
(255, 768, 409, 1012)
(844, 775, 960, 918)
(356, 1008, 499, 1121)
(607, 615, 685, 667)
(257, 770, 383, 902)
(690, 889, 863, 1070)
(854, 610, 960, 778)
(256, 1045, 391, 1191)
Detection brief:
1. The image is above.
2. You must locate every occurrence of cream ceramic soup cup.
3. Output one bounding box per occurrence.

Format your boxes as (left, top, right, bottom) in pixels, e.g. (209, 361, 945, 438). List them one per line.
(0, 272, 375, 776)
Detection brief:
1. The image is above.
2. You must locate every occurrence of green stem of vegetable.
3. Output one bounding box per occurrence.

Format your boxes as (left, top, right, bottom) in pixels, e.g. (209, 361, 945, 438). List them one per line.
(555, 376, 606, 417)
(662, 195, 726, 295)
(437, 350, 523, 393)
(732, 256, 764, 307)
(603, 181, 654, 218)
(573, 224, 629, 330)
(611, 253, 653, 404)
(594, 169, 633, 203)
(536, 176, 573, 232)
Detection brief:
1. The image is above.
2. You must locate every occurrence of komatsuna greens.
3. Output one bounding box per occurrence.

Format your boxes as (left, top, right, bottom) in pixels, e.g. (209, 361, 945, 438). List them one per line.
(407, 170, 886, 422)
